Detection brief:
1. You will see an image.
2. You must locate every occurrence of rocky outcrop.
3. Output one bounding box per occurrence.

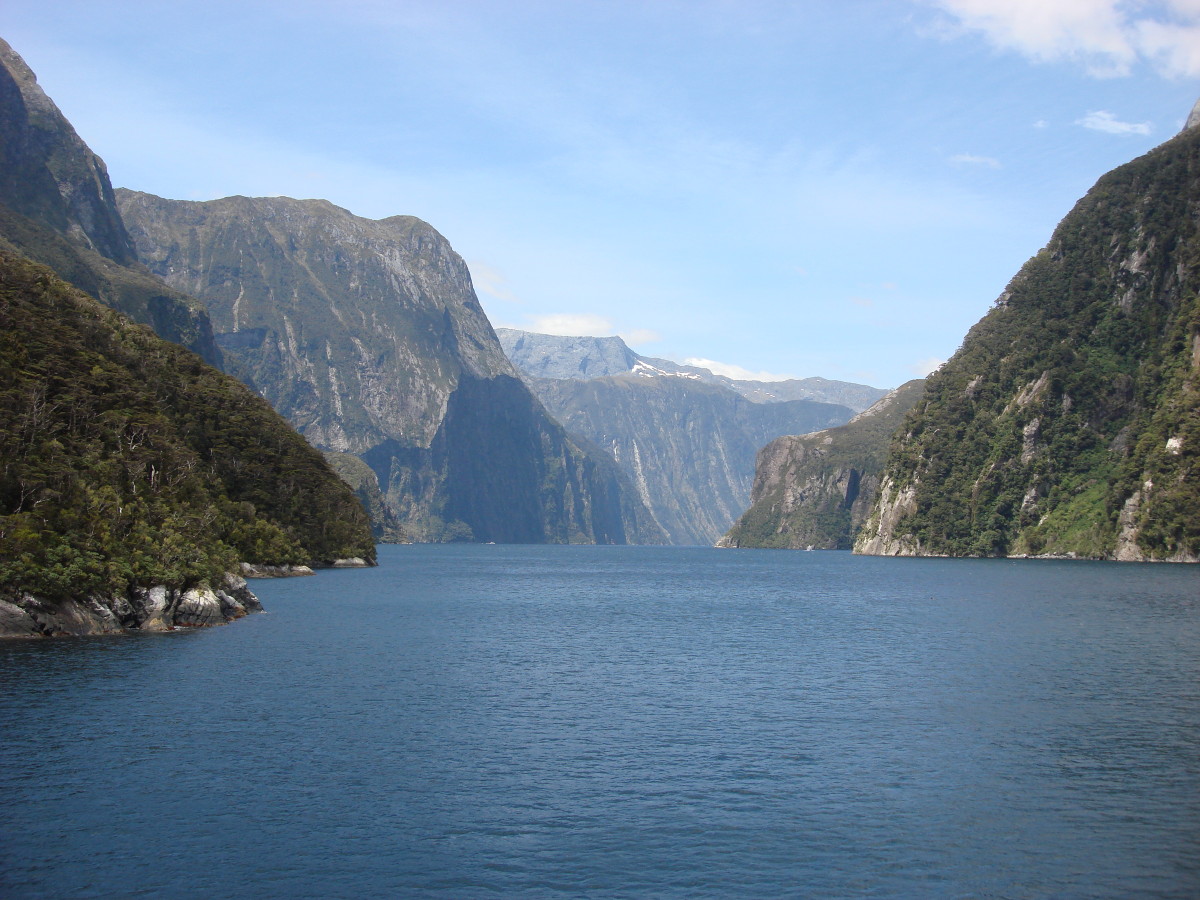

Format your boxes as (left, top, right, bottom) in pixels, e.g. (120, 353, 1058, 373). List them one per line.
(117, 192, 663, 544)
(498, 328, 887, 411)
(526, 374, 854, 545)
(856, 106, 1200, 561)
(0, 39, 221, 364)
(0, 574, 262, 638)
(720, 380, 924, 549)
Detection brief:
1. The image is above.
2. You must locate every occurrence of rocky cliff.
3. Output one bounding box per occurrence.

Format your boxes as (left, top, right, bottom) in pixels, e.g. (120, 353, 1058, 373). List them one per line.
(117, 192, 664, 544)
(526, 374, 854, 545)
(497, 328, 887, 410)
(0, 38, 221, 364)
(718, 380, 924, 549)
(0, 252, 376, 637)
(856, 112, 1200, 561)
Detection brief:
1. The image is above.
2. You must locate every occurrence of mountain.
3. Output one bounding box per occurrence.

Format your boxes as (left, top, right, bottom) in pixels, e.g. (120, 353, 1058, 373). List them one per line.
(523, 374, 854, 545)
(856, 111, 1200, 562)
(0, 251, 376, 636)
(718, 380, 925, 550)
(116, 192, 665, 545)
(497, 328, 887, 411)
(0, 38, 221, 365)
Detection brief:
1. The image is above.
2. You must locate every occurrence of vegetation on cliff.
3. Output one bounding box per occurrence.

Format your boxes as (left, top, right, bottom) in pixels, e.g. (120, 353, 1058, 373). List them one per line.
(0, 252, 375, 604)
(857, 123, 1200, 560)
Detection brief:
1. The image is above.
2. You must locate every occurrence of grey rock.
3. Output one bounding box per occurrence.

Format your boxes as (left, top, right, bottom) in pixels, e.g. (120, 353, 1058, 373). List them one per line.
(241, 563, 316, 578)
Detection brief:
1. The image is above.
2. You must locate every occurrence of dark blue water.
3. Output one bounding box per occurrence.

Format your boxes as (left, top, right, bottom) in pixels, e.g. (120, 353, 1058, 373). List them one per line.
(2, 546, 1198, 898)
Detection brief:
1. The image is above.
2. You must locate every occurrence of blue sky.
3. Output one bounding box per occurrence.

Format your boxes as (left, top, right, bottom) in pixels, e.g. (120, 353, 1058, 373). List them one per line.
(5, 1, 1199, 388)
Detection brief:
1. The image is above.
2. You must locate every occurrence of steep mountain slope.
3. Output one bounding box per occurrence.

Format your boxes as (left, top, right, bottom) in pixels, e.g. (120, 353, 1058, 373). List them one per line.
(0, 38, 220, 364)
(718, 380, 924, 550)
(497, 328, 887, 410)
(118, 192, 664, 544)
(0, 251, 375, 636)
(527, 374, 853, 544)
(857, 115, 1200, 561)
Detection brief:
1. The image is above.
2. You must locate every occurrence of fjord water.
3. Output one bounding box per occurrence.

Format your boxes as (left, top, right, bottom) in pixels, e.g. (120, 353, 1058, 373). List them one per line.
(2, 547, 1198, 898)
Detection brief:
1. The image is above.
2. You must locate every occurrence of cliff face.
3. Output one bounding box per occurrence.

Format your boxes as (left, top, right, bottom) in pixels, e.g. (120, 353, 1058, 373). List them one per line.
(0, 39, 220, 364)
(526, 374, 854, 545)
(857, 118, 1200, 561)
(0, 252, 376, 637)
(118, 192, 664, 544)
(720, 380, 924, 550)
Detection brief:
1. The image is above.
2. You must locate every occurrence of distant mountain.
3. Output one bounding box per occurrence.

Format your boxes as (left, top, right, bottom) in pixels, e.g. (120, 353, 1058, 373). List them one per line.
(719, 380, 924, 550)
(0, 37, 221, 365)
(118, 192, 665, 545)
(521, 374, 853, 545)
(857, 108, 1200, 562)
(0, 251, 376, 636)
(496, 328, 887, 411)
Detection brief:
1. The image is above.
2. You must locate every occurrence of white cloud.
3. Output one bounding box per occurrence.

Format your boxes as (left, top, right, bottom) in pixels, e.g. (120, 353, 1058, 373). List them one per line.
(911, 356, 945, 376)
(526, 313, 616, 336)
(1076, 110, 1153, 135)
(949, 152, 1002, 168)
(930, 0, 1200, 77)
(619, 328, 661, 346)
(468, 260, 521, 303)
(1033, 119, 1049, 129)
(683, 357, 795, 382)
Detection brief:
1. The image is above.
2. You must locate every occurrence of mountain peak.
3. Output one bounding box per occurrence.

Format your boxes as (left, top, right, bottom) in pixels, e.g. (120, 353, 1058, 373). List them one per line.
(1186, 97, 1200, 133)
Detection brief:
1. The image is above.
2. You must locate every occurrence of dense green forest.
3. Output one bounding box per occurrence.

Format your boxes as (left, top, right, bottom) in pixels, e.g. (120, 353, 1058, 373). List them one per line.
(859, 125, 1200, 560)
(0, 251, 375, 604)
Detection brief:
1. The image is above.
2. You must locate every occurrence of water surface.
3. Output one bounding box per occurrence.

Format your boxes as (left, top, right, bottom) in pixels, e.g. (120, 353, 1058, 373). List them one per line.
(2, 545, 1198, 897)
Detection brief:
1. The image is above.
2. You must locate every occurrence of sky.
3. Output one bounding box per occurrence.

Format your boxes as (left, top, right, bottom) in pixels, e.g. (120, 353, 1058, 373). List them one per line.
(5, 1, 1200, 388)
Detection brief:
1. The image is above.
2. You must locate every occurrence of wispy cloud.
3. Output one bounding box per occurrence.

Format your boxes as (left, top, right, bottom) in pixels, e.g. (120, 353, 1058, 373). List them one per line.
(929, 0, 1200, 77)
(497, 313, 660, 346)
(949, 152, 1002, 168)
(468, 260, 521, 303)
(525, 313, 616, 336)
(1076, 110, 1152, 135)
(620, 329, 661, 346)
(683, 357, 795, 382)
(911, 356, 945, 377)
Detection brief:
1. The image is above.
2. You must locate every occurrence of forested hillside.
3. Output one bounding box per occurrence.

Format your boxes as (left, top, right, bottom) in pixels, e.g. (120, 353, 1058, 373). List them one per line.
(0, 252, 375, 633)
(857, 121, 1200, 561)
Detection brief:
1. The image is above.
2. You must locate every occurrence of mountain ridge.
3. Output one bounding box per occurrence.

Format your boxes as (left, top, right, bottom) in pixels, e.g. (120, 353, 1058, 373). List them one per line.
(118, 190, 666, 545)
(496, 327, 887, 411)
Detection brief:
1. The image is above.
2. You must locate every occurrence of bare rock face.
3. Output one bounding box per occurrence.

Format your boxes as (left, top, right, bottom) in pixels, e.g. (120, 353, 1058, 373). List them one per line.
(1185, 97, 1200, 133)
(117, 192, 663, 545)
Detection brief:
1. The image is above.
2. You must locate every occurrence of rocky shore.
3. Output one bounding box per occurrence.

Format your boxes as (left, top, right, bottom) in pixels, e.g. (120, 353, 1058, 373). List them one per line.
(0, 573, 262, 638)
